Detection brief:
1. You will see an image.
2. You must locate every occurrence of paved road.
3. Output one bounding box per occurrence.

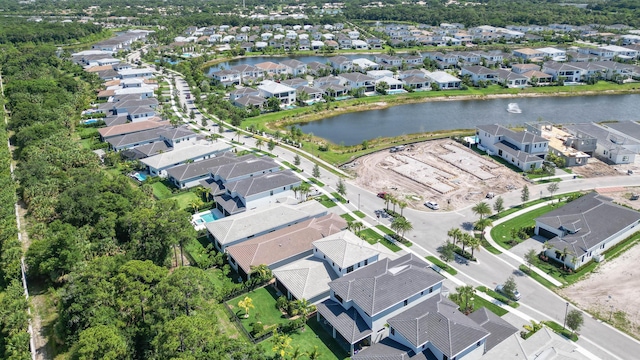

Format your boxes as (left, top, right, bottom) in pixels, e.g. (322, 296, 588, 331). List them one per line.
(162, 69, 640, 360)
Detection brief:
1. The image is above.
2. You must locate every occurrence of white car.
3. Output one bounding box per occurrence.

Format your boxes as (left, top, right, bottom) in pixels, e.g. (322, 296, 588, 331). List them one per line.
(495, 284, 521, 301)
(425, 201, 439, 210)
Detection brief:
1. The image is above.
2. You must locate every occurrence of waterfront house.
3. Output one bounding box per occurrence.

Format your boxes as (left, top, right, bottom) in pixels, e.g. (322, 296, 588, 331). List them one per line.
(476, 124, 548, 171)
(328, 56, 353, 72)
(461, 65, 499, 85)
(495, 69, 528, 88)
(258, 80, 297, 105)
(425, 71, 461, 89)
(338, 72, 376, 92)
(542, 62, 582, 82)
(212, 69, 241, 86)
(307, 61, 331, 76)
(353, 58, 380, 72)
(255, 61, 287, 76)
(297, 86, 324, 103)
(402, 75, 430, 90)
(565, 123, 639, 164)
(280, 59, 308, 76)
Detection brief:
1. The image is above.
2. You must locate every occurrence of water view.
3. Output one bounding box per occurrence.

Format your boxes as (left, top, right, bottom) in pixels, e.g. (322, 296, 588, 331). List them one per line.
(299, 94, 640, 146)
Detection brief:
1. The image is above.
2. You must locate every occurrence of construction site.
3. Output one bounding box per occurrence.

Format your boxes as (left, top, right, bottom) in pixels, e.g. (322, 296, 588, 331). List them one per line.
(353, 139, 528, 211)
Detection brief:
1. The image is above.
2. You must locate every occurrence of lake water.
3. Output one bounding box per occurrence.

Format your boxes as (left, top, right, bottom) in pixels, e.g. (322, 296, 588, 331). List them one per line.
(205, 54, 375, 75)
(299, 94, 640, 145)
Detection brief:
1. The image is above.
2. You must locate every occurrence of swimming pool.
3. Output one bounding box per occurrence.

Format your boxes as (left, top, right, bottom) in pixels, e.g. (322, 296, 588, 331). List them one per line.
(387, 89, 406, 95)
(132, 172, 147, 182)
(83, 119, 99, 125)
(200, 211, 219, 222)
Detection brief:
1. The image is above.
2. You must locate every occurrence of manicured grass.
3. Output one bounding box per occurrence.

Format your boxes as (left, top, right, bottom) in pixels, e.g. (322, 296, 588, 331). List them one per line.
(491, 204, 566, 249)
(340, 213, 355, 222)
(331, 192, 347, 204)
(477, 286, 519, 308)
(353, 210, 366, 218)
(536, 178, 562, 184)
(308, 177, 325, 187)
(375, 225, 395, 235)
(519, 265, 559, 289)
(358, 228, 384, 245)
(151, 181, 173, 199)
(168, 191, 199, 210)
(425, 256, 458, 275)
(281, 161, 302, 172)
(316, 194, 337, 208)
(480, 237, 502, 254)
(472, 296, 508, 317)
(258, 317, 349, 360)
(543, 321, 578, 341)
(489, 192, 583, 220)
(213, 303, 241, 339)
(228, 286, 289, 333)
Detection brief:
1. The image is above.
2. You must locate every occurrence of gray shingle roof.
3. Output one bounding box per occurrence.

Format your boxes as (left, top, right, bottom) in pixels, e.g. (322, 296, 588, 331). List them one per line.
(604, 121, 640, 142)
(476, 124, 547, 144)
(565, 123, 639, 152)
(140, 142, 232, 170)
(317, 299, 373, 343)
(166, 152, 250, 182)
(352, 338, 429, 360)
(467, 307, 518, 351)
(224, 169, 301, 198)
(329, 254, 444, 316)
(493, 142, 544, 164)
(387, 294, 489, 358)
(126, 141, 172, 158)
(210, 156, 279, 181)
(537, 192, 640, 256)
(106, 127, 165, 149)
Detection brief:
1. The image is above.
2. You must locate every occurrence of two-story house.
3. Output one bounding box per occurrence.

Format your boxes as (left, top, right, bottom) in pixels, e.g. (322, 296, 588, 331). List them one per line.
(461, 66, 499, 85)
(328, 56, 353, 72)
(476, 124, 549, 171)
(280, 59, 308, 76)
(338, 72, 376, 92)
(258, 80, 296, 105)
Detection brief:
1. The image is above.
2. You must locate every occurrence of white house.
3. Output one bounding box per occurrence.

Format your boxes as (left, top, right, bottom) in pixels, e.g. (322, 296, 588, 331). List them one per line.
(425, 71, 461, 89)
(476, 124, 548, 171)
(258, 80, 296, 105)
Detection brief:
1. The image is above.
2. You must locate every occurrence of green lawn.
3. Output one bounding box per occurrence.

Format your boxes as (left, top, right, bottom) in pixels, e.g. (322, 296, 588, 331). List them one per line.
(308, 178, 325, 187)
(259, 317, 348, 360)
(358, 228, 401, 252)
(340, 213, 355, 222)
(316, 195, 337, 208)
(375, 225, 395, 235)
(476, 286, 519, 308)
(331, 192, 347, 204)
(228, 286, 289, 333)
(471, 296, 508, 317)
(353, 211, 366, 218)
(184, 236, 212, 268)
(489, 192, 583, 220)
(151, 181, 173, 199)
(425, 256, 458, 275)
(543, 321, 578, 341)
(168, 191, 199, 210)
(491, 204, 565, 249)
(519, 265, 559, 289)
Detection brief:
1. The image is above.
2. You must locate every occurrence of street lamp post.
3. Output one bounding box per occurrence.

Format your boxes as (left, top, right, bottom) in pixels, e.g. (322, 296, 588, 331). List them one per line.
(358, 194, 360, 211)
(563, 302, 569, 330)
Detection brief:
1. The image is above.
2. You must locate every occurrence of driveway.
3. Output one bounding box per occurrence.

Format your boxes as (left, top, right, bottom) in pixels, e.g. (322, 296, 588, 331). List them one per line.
(510, 236, 547, 259)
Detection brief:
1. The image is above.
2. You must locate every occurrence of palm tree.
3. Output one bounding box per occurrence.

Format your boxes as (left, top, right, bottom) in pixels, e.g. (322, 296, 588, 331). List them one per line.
(383, 194, 392, 211)
(299, 182, 311, 201)
(391, 217, 413, 239)
(472, 201, 492, 220)
(348, 221, 364, 236)
(460, 233, 474, 253)
(238, 296, 255, 318)
(456, 285, 475, 314)
(290, 346, 303, 360)
(306, 346, 321, 360)
(235, 129, 243, 142)
(474, 218, 493, 239)
(468, 236, 481, 257)
(256, 138, 264, 151)
(294, 298, 316, 330)
(398, 201, 407, 217)
(447, 228, 463, 247)
(250, 264, 272, 281)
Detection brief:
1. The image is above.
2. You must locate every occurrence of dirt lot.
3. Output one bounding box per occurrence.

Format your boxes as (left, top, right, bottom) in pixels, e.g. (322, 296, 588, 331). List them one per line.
(559, 241, 640, 339)
(596, 186, 640, 210)
(352, 139, 528, 211)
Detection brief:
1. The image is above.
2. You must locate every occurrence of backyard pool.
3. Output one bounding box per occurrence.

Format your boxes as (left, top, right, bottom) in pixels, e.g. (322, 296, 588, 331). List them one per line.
(387, 89, 406, 95)
(82, 119, 99, 125)
(131, 172, 147, 182)
(200, 211, 219, 222)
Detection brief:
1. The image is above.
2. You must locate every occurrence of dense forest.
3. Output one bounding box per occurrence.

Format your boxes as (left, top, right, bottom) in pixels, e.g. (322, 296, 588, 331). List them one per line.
(0, 21, 264, 359)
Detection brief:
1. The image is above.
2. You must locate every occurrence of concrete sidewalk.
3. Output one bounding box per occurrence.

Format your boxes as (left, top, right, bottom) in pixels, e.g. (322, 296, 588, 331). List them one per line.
(484, 200, 564, 287)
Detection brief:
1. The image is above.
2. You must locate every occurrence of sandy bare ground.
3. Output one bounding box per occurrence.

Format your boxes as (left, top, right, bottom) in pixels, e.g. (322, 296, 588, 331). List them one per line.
(559, 241, 640, 339)
(353, 139, 528, 211)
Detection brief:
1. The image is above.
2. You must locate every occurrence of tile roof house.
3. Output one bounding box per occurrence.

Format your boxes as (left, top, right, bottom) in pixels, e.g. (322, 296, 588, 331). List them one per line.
(536, 192, 640, 269)
(226, 213, 346, 280)
(140, 141, 232, 177)
(98, 119, 169, 140)
(206, 201, 327, 251)
(476, 124, 548, 171)
(316, 254, 445, 355)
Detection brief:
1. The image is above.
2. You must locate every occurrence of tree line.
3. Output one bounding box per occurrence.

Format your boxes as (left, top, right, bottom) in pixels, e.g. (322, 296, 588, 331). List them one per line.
(0, 20, 263, 359)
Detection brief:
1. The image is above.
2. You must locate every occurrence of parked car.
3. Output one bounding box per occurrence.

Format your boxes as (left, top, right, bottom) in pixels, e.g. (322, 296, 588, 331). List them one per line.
(495, 284, 521, 301)
(424, 201, 439, 210)
(377, 192, 387, 199)
(486, 192, 495, 199)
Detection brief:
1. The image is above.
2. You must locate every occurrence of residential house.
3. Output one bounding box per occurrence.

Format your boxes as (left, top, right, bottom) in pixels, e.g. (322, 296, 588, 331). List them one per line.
(521, 70, 554, 85)
(227, 214, 347, 281)
(338, 73, 376, 92)
(233, 95, 267, 109)
(495, 69, 528, 88)
(297, 86, 324, 103)
(352, 40, 368, 50)
(565, 123, 639, 164)
(376, 76, 403, 91)
(311, 40, 325, 51)
(535, 192, 640, 269)
(367, 38, 384, 49)
(314, 76, 341, 88)
(402, 75, 430, 90)
(352, 59, 380, 72)
(258, 80, 296, 105)
(316, 254, 445, 355)
(461, 66, 499, 85)
(536, 47, 567, 62)
(425, 71, 461, 89)
(140, 141, 232, 177)
(513, 48, 545, 61)
(366, 70, 394, 80)
(542, 62, 582, 82)
(280, 59, 307, 76)
(511, 64, 540, 74)
(280, 78, 309, 89)
(166, 152, 253, 189)
(307, 61, 331, 76)
(298, 39, 311, 51)
(476, 124, 548, 171)
(374, 54, 403, 68)
(205, 201, 328, 252)
(118, 67, 155, 79)
(212, 69, 241, 86)
(255, 61, 287, 76)
(229, 87, 260, 101)
(328, 56, 353, 72)
(98, 119, 168, 141)
(274, 230, 398, 304)
(398, 69, 426, 80)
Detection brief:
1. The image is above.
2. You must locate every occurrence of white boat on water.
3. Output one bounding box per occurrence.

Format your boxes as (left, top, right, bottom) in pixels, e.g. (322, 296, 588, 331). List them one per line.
(507, 103, 522, 114)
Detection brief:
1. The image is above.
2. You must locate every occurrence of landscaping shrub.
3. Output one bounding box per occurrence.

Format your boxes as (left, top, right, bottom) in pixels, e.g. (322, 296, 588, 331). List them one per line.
(454, 247, 476, 262)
